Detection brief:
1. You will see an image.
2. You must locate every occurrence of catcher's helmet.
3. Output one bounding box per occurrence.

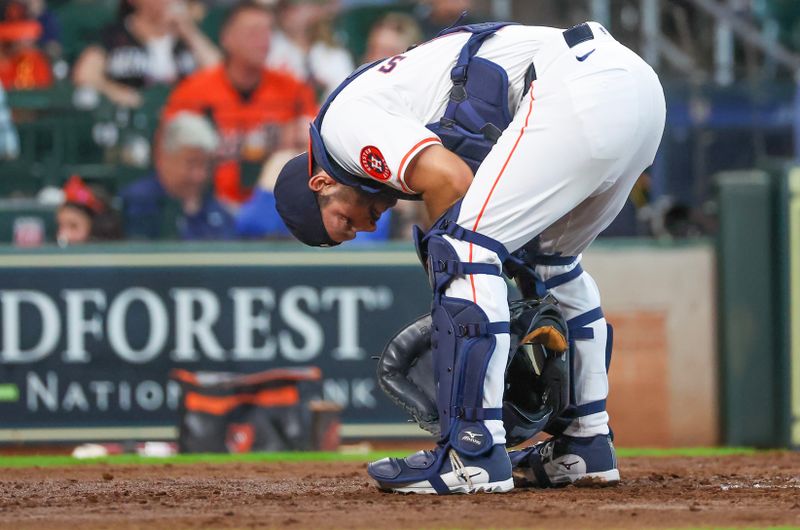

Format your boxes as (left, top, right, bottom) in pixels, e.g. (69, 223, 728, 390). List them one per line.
(503, 296, 570, 446)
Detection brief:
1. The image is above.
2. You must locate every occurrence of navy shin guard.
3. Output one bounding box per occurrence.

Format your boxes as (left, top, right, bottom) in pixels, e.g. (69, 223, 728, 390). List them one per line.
(432, 296, 504, 455)
(368, 204, 515, 493)
(425, 231, 507, 456)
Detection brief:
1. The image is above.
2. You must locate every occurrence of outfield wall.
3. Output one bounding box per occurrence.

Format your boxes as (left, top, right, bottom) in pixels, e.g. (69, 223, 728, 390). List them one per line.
(583, 244, 718, 447)
(0, 240, 717, 446)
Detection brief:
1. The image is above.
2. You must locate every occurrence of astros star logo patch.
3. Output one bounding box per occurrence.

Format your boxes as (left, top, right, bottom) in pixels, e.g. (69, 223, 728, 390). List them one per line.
(360, 146, 391, 181)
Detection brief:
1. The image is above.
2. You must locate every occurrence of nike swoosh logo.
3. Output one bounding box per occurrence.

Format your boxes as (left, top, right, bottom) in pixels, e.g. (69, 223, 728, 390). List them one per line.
(576, 49, 596, 62)
(457, 471, 483, 482)
(561, 460, 580, 470)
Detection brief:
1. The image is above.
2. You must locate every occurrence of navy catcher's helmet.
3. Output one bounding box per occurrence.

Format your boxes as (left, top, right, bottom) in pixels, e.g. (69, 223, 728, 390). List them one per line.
(503, 297, 570, 446)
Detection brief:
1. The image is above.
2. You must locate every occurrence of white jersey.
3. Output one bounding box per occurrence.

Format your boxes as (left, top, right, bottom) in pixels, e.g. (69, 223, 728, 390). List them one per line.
(321, 25, 563, 193)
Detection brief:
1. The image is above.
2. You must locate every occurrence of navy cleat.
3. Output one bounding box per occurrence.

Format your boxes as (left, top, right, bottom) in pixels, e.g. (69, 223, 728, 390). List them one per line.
(509, 434, 619, 488)
(368, 444, 514, 494)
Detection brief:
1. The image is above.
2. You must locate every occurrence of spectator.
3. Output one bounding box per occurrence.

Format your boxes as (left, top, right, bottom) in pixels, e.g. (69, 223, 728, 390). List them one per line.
(0, 0, 52, 90)
(363, 12, 422, 63)
(120, 112, 236, 240)
(163, 1, 317, 205)
(414, 0, 478, 40)
(57, 176, 123, 245)
(267, 0, 353, 99)
(235, 148, 295, 239)
(28, 0, 61, 61)
(73, 0, 220, 108)
(0, 83, 18, 159)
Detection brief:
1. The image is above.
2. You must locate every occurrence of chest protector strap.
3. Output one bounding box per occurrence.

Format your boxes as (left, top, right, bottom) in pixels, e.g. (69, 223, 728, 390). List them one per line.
(309, 21, 530, 199)
(426, 22, 534, 174)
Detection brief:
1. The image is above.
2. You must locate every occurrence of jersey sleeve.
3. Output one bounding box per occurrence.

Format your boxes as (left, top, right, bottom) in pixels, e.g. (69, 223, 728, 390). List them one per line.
(320, 96, 441, 194)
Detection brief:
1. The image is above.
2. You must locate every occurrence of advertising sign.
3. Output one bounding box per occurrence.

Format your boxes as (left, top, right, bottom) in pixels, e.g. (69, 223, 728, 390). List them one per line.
(0, 248, 432, 441)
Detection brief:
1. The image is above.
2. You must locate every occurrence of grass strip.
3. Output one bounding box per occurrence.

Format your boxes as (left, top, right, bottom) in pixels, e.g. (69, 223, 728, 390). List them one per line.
(0, 446, 766, 468)
(616, 446, 759, 458)
(0, 451, 410, 468)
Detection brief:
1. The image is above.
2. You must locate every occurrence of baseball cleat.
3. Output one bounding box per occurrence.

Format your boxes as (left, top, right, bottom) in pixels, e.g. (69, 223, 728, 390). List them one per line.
(368, 444, 514, 494)
(509, 434, 619, 488)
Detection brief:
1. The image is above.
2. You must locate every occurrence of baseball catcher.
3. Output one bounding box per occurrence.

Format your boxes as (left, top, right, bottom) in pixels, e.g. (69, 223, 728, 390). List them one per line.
(273, 19, 665, 493)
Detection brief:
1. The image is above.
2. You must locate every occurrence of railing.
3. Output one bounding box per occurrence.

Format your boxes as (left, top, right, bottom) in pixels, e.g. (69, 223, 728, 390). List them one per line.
(488, 0, 800, 83)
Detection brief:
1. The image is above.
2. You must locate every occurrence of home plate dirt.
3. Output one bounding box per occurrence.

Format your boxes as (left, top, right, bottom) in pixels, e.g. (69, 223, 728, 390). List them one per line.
(1, 453, 799, 529)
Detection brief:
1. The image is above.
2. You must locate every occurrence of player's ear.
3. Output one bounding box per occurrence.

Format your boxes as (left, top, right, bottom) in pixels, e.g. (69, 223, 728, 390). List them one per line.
(308, 172, 336, 192)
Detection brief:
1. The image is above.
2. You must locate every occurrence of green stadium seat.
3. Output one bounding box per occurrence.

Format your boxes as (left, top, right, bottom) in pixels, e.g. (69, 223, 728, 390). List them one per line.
(53, 0, 117, 64)
(7, 84, 95, 188)
(199, 4, 229, 45)
(0, 198, 56, 243)
(335, 3, 416, 62)
(63, 163, 148, 195)
(5, 84, 166, 195)
(0, 161, 45, 197)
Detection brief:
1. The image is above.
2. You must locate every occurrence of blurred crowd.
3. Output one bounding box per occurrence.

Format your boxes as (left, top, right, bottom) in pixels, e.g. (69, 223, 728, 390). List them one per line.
(0, 0, 480, 246)
(1, 0, 799, 246)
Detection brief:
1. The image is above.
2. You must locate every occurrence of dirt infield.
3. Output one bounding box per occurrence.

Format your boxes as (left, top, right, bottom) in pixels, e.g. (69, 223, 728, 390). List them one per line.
(1, 452, 798, 529)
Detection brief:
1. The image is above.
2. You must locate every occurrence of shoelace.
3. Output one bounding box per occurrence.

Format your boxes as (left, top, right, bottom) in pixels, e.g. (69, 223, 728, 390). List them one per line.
(448, 450, 473, 488)
(538, 438, 555, 461)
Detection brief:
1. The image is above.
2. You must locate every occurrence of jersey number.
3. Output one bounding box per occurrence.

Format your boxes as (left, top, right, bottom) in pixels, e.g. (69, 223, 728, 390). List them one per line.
(378, 55, 406, 74)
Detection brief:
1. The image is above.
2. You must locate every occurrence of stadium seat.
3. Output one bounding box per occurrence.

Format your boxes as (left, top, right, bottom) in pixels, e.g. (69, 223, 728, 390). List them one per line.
(5, 84, 165, 193)
(53, 0, 117, 64)
(0, 198, 56, 243)
(335, 3, 416, 61)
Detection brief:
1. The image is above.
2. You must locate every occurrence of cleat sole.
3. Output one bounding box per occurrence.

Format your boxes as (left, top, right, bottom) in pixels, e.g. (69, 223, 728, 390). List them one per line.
(378, 478, 515, 495)
(513, 468, 620, 489)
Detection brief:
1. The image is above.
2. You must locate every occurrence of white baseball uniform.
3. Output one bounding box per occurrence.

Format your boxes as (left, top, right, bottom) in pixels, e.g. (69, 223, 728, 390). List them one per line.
(322, 22, 666, 444)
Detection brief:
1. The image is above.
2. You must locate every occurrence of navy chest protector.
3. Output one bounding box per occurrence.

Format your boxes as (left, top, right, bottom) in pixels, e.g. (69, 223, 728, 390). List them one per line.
(425, 22, 531, 174)
(308, 21, 530, 198)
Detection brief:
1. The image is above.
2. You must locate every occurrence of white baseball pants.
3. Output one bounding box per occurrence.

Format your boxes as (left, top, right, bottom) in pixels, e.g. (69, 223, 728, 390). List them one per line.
(443, 23, 667, 444)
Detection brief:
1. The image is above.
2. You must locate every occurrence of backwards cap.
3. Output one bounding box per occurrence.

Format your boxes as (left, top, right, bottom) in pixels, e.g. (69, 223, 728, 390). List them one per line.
(273, 152, 339, 247)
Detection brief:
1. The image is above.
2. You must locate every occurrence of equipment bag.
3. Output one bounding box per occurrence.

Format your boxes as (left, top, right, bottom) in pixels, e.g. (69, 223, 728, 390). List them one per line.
(171, 367, 340, 453)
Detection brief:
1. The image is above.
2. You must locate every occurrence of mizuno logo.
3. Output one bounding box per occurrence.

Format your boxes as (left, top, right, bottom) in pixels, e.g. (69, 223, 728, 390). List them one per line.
(561, 460, 580, 470)
(576, 49, 596, 62)
(460, 430, 484, 445)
